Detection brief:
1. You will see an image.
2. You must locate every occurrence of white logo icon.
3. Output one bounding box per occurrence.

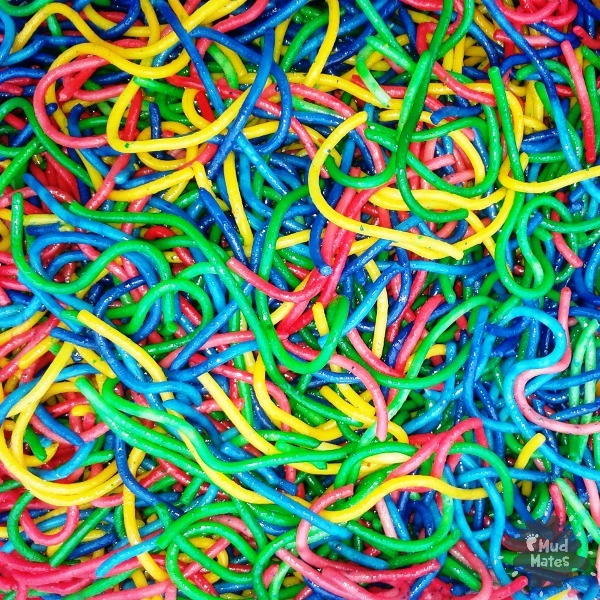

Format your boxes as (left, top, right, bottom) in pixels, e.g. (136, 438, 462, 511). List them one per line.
(525, 533, 539, 552)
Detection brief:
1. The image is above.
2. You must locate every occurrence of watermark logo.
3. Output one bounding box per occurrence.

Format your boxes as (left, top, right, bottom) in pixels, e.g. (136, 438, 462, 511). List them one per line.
(504, 516, 591, 587)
